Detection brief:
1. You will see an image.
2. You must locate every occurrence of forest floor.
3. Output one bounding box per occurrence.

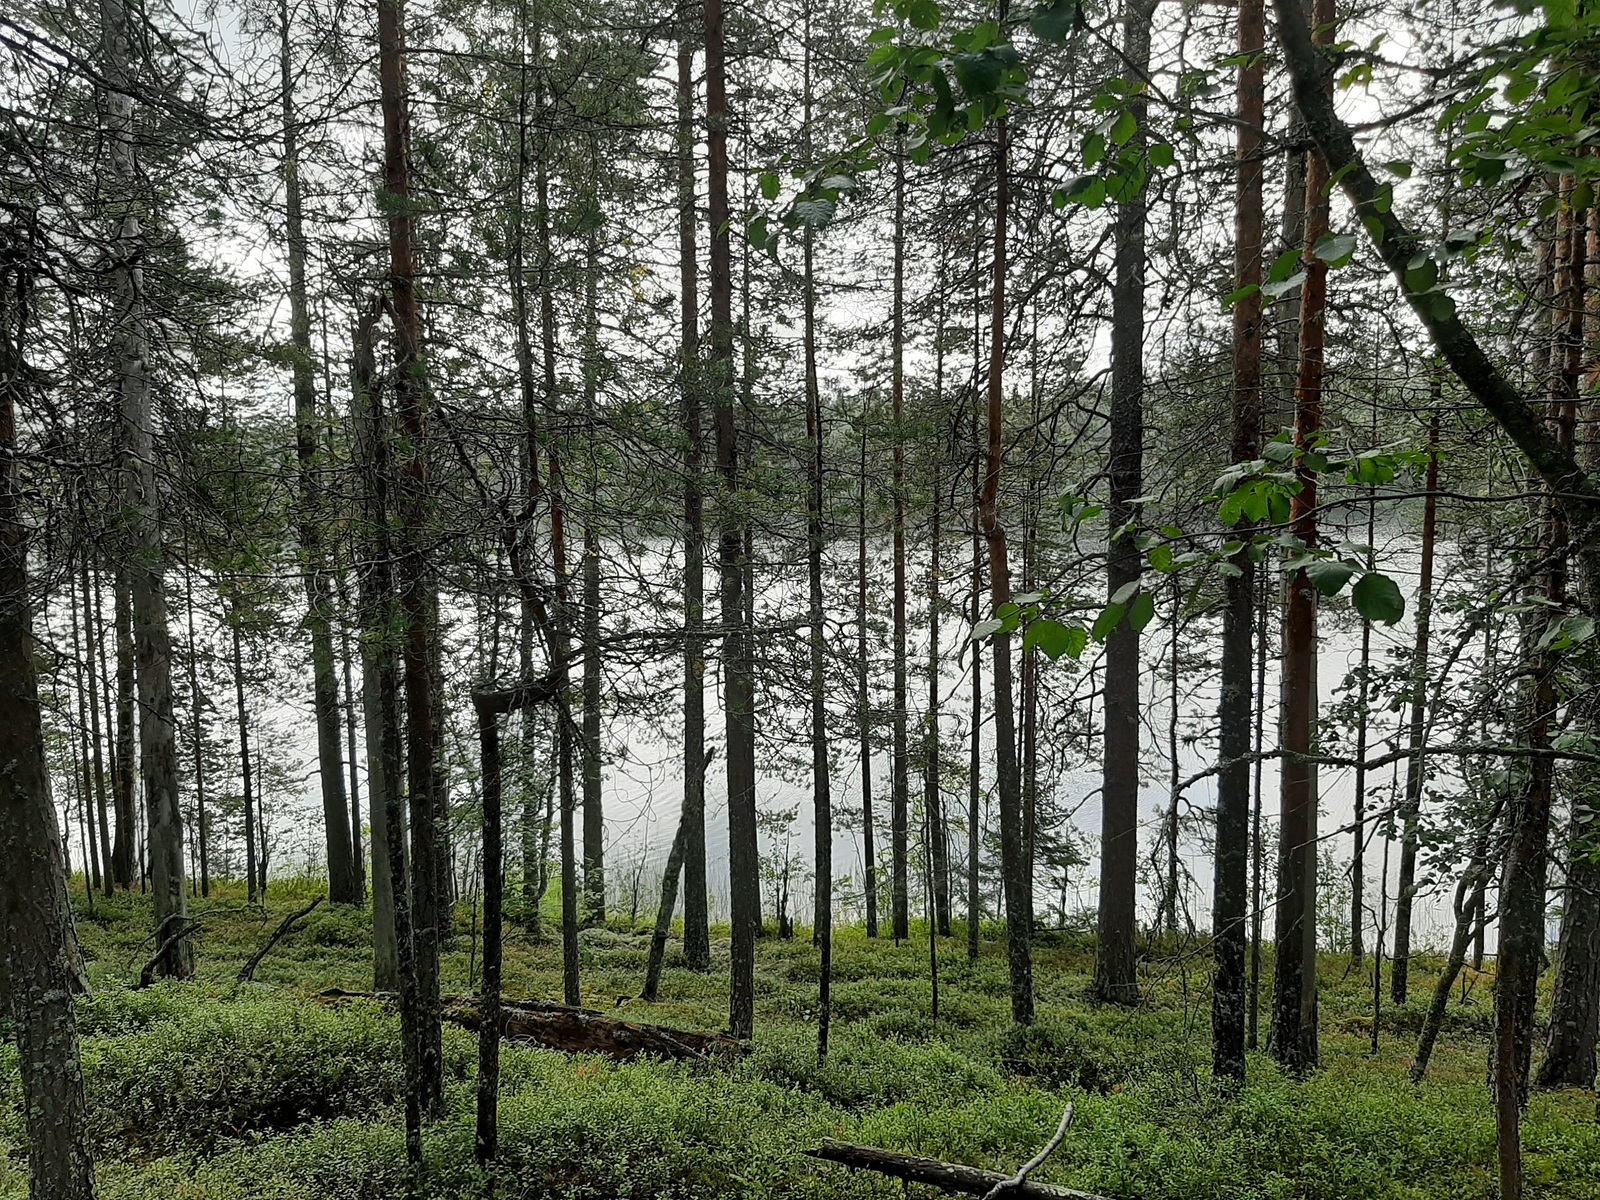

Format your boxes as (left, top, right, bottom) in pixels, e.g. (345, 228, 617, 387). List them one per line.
(6, 881, 1598, 1199)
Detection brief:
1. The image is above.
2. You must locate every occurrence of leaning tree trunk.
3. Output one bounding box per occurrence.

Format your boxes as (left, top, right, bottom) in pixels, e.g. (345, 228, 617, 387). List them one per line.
(1, 237, 97, 1200)
(1410, 812, 1498, 1084)
(278, 0, 355, 905)
(103, 0, 191, 975)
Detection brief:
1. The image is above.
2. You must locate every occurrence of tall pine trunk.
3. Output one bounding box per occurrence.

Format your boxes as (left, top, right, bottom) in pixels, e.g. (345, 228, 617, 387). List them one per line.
(1209, 0, 1262, 1068)
(708, 0, 759, 1038)
(1538, 193, 1597, 1092)
(800, 8, 833, 1059)
(857, 405, 878, 938)
(676, 13, 711, 972)
(354, 311, 400, 989)
(890, 147, 911, 944)
(1268, 0, 1332, 1076)
(103, 0, 191, 972)
(1094, 0, 1153, 1005)
(377, 0, 443, 1112)
(279, 0, 355, 905)
(580, 225, 606, 930)
(978, 26, 1032, 1023)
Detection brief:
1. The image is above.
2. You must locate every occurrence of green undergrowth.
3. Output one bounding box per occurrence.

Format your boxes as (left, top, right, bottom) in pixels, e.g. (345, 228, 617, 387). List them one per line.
(3, 886, 1596, 1199)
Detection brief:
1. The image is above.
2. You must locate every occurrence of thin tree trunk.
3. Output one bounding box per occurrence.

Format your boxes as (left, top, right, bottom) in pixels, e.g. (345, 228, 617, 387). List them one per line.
(1162, 587, 1180, 935)
(676, 12, 711, 972)
(353, 312, 399, 989)
(474, 703, 504, 1179)
(524, 55, 578, 1005)
(1350, 396, 1376, 967)
(337, 576, 365, 904)
(1495, 610, 1557, 1200)
(1268, 0, 1332, 1076)
(926, 380, 950, 937)
(1094, 0, 1153, 1006)
(580, 225, 606, 931)
(70, 562, 103, 896)
(800, 6, 832, 1059)
(83, 559, 114, 898)
(1537, 192, 1597, 1092)
(1411, 827, 1496, 1083)
(104, 0, 190, 971)
(890, 145, 911, 945)
(978, 30, 1032, 1023)
(88, 564, 115, 897)
(857, 404, 878, 938)
(709, 0, 758, 1034)
(112, 569, 135, 889)
(1391, 412, 1441, 1002)
(181, 556, 208, 898)
(0, 265, 96, 1197)
(642, 817, 690, 1004)
(378, 0, 443, 1114)
(232, 621, 258, 904)
(280, 0, 354, 905)
(967, 377, 984, 964)
(1211, 0, 1263, 1077)
(353, 296, 424, 1172)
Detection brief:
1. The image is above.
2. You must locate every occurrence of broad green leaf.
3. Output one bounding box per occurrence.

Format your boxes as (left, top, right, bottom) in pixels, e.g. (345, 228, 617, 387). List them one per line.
(1110, 579, 1140, 605)
(1091, 601, 1126, 642)
(1148, 142, 1175, 168)
(1304, 557, 1356, 597)
(1352, 572, 1405, 624)
(1263, 271, 1306, 300)
(759, 172, 781, 201)
(1109, 108, 1138, 146)
(1025, 618, 1086, 661)
(1312, 232, 1357, 267)
(1029, 0, 1079, 42)
(1268, 248, 1302, 283)
(1129, 589, 1156, 633)
(971, 616, 1004, 640)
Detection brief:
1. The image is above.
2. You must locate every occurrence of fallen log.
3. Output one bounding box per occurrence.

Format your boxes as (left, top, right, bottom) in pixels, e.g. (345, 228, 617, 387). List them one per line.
(315, 988, 746, 1062)
(238, 896, 324, 983)
(804, 1138, 1113, 1200)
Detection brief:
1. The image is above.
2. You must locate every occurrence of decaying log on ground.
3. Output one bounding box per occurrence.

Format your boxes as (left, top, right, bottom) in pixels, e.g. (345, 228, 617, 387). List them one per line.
(804, 1138, 1113, 1200)
(315, 988, 746, 1061)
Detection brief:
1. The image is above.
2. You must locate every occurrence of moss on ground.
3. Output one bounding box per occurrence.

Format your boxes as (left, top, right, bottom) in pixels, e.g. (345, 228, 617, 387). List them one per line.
(4, 880, 1593, 1198)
